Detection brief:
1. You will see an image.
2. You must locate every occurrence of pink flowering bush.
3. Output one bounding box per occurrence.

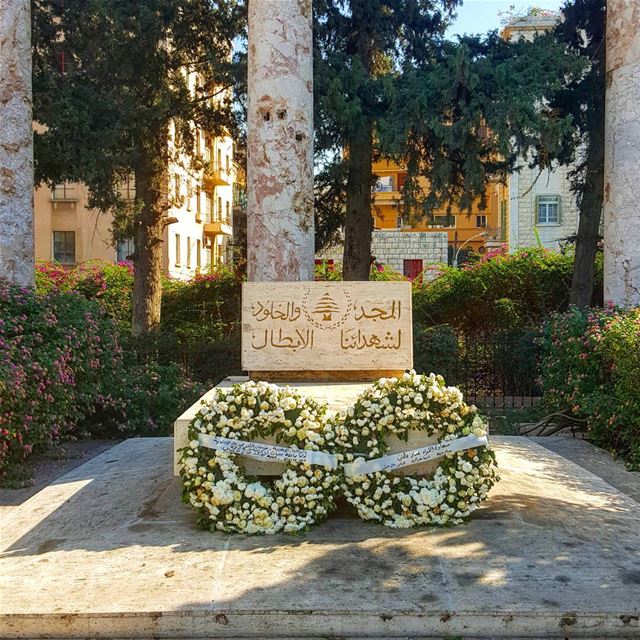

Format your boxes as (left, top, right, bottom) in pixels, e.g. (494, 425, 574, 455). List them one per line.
(0, 279, 122, 474)
(0, 278, 203, 479)
(542, 306, 640, 468)
(36, 260, 134, 329)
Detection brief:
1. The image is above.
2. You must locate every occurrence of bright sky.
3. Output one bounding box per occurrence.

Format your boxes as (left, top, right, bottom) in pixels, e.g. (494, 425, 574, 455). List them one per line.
(446, 0, 566, 38)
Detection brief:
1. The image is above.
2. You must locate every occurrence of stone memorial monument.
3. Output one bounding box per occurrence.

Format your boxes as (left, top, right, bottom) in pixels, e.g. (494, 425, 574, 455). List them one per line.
(174, 1, 416, 469)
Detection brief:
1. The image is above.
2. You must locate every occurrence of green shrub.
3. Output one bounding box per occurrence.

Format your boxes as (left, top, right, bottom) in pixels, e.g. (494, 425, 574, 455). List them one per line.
(89, 361, 205, 438)
(542, 306, 640, 468)
(314, 262, 407, 281)
(159, 267, 243, 383)
(413, 324, 459, 380)
(412, 249, 603, 332)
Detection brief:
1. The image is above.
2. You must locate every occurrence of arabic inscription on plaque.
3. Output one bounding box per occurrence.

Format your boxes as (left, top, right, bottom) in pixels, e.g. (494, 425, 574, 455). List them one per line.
(242, 281, 412, 371)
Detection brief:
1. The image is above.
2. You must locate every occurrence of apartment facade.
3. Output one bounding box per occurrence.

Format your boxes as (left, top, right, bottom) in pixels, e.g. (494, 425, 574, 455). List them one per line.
(370, 158, 507, 274)
(34, 72, 235, 278)
(503, 12, 580, 252)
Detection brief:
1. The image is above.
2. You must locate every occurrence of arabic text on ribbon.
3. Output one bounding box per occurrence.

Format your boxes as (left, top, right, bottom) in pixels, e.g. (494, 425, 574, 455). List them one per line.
(197, 434, 339, 469)
(343, 434, 489, 477)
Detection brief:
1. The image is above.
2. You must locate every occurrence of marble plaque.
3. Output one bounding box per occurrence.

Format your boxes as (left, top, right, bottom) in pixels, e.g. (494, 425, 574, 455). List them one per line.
(242, 281, 413, 372)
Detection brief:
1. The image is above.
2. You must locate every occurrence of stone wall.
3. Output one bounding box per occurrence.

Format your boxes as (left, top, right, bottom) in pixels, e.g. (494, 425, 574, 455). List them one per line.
(371, 231, 448, 273)
(318, 230, 448, 274)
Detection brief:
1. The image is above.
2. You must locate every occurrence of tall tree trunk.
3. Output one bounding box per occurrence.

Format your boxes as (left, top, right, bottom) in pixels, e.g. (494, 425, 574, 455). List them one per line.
(570, 47, 605, 309)
(569, 139, 604, 307)
(0, 0, 34, 286)
(342, 121, 374, 281)
(132, 137, 168, 335)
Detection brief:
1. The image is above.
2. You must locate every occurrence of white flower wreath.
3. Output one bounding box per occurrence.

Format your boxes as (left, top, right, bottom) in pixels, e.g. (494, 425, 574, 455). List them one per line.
(335, 371, 499, 528)
(179, 381, 342, 534)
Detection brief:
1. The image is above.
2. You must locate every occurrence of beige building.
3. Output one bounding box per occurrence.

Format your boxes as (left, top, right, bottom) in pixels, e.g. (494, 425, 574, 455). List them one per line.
(34, 72, 235, 278)
(502, 12, 580, 252)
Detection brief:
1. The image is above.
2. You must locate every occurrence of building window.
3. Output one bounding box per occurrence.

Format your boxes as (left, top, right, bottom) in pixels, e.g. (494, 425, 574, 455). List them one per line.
(205, 193, 213, 222)
(196, 190, 202, 218)
(196, 239, 202, 270)
(225, 201, 230, 224)
(225, 154, 230, 173)
(429, 214, 455, 228)
(52, 183, 76, 201)
(476, 215, 487, 228)
(54, 47, 71, 75)
(174, 174, 182, 204)
(186, 180, 192, 211)
(500, 200, 507, 241)
(217, 196, 222, 221)
(373, 176, 394, 192)
(186, 236, 191, 268)
(116, 237, 134, 262)
(53, 231, 75, 265)
(119, 176, 135, 202)
(175, 233, 181, 266)
(537, 195, 560, 225)
(217, 148, 222, 170)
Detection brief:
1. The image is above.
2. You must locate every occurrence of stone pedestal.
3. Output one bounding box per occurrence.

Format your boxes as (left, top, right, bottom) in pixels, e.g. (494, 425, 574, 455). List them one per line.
(246, 0, 314, 282)
(603, 0, 640, 306)
(0, 0, 34, 286)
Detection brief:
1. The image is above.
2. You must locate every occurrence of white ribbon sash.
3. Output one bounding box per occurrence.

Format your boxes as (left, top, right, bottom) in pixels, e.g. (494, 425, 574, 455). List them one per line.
(343, 434, 488, 477)
(198, 434, 339, 470)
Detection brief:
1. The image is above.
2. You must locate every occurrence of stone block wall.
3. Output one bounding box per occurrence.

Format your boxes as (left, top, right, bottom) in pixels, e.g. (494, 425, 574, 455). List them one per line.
(371, 230, 448, 273)
(509, 162, 579, 252)
(317, 231, 448, 275)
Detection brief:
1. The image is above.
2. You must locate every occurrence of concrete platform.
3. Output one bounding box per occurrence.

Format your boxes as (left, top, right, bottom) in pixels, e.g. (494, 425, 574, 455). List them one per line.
(1, 437, 639, 639)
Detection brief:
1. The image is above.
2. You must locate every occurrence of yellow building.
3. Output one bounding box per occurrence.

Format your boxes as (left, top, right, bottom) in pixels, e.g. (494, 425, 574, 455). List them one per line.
(371, 159, 507, 269)
(34, 71, 235, 279)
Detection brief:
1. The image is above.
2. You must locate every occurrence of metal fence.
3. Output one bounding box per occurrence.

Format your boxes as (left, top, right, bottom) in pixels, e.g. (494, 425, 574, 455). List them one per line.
(415, 327, 544, 409)
(452, 330, 543, 408)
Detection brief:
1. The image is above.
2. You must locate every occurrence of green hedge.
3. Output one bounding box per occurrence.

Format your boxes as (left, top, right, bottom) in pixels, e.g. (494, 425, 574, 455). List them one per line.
(413, 249, 603, 332)
(542, 306, 640, 469)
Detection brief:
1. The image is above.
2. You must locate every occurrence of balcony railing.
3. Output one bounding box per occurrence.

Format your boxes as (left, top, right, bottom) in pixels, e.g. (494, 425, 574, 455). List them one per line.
(203, 162, 231, 190)
(204, 217, 233, 237)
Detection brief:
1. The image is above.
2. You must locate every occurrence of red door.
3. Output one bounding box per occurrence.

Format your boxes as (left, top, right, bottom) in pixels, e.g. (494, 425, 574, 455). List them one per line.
(403, 259, 423, 281)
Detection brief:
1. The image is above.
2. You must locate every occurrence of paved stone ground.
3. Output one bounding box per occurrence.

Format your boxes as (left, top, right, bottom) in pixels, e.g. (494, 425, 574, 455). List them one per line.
(1, 436, 639, 639)
(532, 436, 640, 504)
(0, 440, 119, 519)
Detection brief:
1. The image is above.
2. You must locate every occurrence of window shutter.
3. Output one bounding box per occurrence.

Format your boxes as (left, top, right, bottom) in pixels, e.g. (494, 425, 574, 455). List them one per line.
(535, 195, 540, 224)
(557, 195, 562, 224)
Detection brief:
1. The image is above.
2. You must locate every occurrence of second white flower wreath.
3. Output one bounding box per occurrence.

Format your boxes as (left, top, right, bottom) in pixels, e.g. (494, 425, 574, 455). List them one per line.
(336, 372, 499, 528)
(180, 373, 499, 534)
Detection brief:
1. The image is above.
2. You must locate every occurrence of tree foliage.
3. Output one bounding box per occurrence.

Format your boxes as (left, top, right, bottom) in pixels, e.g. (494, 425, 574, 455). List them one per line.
(313, 0, 458, 279)
(32, 0, 243, 332)
(313, 1, 584, 279)
(550, 0, 606, 306)
(381, 31, 583, 218)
